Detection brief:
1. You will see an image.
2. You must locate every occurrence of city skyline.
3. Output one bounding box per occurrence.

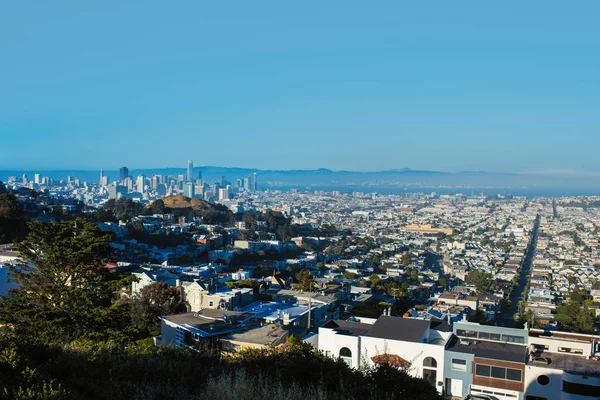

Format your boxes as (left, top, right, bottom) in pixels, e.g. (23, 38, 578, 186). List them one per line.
(2, 2, 600, 173)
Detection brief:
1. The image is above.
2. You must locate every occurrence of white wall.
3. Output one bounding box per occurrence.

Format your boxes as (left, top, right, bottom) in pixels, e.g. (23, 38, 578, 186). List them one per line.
(528, 335, 592, 355)
(318, 327, 361, 369)
(318, 326, 446, 394)
(361, 336, 446, 394)
(159, 319, 179, 347)
(524, 364, 600, 400)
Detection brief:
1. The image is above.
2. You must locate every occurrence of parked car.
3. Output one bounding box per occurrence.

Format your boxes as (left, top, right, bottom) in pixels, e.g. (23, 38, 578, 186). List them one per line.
(464, 395, 496, 400)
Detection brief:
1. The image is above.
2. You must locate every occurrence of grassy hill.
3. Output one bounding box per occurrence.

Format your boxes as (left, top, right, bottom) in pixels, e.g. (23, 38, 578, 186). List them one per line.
(149, 195, 236, 226)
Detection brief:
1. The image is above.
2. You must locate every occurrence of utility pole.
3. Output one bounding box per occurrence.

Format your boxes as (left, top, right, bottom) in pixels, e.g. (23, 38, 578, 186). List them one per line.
(307, 293, 312, 332)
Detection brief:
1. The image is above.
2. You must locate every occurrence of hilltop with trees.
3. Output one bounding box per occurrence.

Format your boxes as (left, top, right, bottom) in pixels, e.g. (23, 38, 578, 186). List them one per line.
(150, 194, 236, 226)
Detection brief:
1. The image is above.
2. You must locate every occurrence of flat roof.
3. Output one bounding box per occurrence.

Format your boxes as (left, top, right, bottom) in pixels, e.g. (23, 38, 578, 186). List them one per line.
(223, 322, 288, 345)
(239, 301, 319, 322)
(531, 351, 600, 377)
(162, 310, 254, 337)
(446, 336, 527, 363)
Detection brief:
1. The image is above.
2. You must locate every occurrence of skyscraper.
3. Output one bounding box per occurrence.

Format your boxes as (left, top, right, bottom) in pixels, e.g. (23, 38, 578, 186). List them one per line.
(136, 175, 145, 194)
(252, 172, 258, 191)
(187, 160, 194, 182)
(120, 167, 129, 182)
(184, 181, 195, 198)
(99, 167, 103, 185)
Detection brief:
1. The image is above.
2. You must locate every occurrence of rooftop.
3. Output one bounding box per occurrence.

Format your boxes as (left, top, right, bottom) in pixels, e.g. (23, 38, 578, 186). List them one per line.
(531, 351, 600, 377)
(322, 320, 373, 337)
(239, 301, 319, 323)
(364, 316, 430, 343)
(223, 321, 288, 346)
(446, 335, 527, 363)
(162, 310, 253, 337)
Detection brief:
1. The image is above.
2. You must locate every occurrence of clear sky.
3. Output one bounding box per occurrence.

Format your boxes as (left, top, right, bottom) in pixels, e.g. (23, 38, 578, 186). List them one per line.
(1, 1, 599, 173)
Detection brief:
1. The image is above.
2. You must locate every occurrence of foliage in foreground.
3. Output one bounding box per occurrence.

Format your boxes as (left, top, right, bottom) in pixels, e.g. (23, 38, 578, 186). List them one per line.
(0, 337, 442, 400)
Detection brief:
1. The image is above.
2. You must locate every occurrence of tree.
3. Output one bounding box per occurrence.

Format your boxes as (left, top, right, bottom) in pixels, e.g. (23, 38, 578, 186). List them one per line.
(131, 281, 185, 334)
(294, 269, 315, 291)
(252, 264, 272, 278)
(0, 192, 26, 243)
(151, 198, 166, 214)
(465, 270, 492, 294)
(0, 180, 6, 194)
(0, 218, 129, 343)
(369, 273, 381, 288)
(409, 270, 418, 281)
(437, 277, 447, 289)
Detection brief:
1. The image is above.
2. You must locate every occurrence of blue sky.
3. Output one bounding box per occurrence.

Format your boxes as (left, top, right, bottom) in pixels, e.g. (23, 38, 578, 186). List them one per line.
(1, 1, 599, 173)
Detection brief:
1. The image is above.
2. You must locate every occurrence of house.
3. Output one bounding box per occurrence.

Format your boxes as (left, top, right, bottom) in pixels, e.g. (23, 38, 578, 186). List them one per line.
(132, 269, 180, 295)
(231, 269, 251, 281)
(445, 320, 528, 399)
(157, 309, 252, 351)
(524, 329, 600, 400)
(318, 316, 453, 395)
(182, 280, 254, 312)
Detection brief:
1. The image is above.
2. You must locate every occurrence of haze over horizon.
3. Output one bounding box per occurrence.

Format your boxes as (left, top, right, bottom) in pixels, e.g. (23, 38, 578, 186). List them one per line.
(2, 2, 599, 173)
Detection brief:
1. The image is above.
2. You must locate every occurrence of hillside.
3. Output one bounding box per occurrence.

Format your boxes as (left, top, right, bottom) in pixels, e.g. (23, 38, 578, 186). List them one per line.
(148, 195, 236, 226)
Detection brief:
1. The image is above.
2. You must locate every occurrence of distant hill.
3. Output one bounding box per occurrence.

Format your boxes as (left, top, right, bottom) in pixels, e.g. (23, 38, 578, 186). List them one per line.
(3, 167, 600, 192)
(149, 195, 236, 226)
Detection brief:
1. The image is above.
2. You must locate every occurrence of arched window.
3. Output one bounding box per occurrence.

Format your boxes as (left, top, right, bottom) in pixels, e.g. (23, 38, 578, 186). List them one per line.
(339, 347, 353, 368)
(422, 357, 437, 386)
(423, 357, 437, 368)
(339, 347, 352, 358)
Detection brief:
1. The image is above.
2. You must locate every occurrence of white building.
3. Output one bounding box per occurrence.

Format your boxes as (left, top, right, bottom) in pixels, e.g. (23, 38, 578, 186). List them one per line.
(319, 316, 453, 395)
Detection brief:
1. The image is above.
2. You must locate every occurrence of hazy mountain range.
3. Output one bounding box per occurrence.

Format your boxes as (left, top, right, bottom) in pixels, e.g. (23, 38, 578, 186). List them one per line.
(2, 167, 600, 193)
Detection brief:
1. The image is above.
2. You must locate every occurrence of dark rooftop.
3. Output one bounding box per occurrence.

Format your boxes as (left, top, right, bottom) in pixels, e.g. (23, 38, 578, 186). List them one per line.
(430, 319, 452, 333)
(322, 320, 372, 337)
(162, 310, 254, 336)
(446, 335, 527, 363)
(364, 316, 430, 343)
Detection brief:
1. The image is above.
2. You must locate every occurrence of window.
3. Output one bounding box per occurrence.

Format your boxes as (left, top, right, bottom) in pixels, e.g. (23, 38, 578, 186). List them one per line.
(562, 381, 600, 397)
(537, 375, 550, 386)
(339, 347, 353, 367)
(475, 364, 522, 382)
(423, 368, 437, 386)
(502, 334, 525, 344)
(325, 351, 331, 358)
(422, 357, 437, 386)
(457, 329, 478, 338)
(558, 347, 583, 355)
(208, 301, 214, 307)
(423, 357, 437, 368)
(339, 347, 352, 357)
(526, 396, 548, 400)
(491, 366, 506, 380)
(506, 368, 522, 382)
(476, 364, 490, 377)
(451, 358, 467, 372)
(532, 343, 549, 351)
